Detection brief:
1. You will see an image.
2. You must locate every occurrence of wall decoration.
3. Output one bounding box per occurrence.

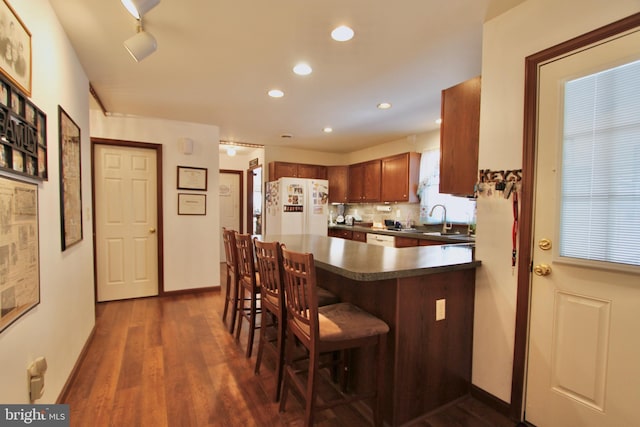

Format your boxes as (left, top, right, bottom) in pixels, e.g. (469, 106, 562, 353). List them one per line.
(178, 193, 206, 215)
(177, 166, 207, 191)
(0, 175, 39, 333)
(0, 0, 31, 97)
(0, 77, 47, 180)
(58, 106, 82, 250)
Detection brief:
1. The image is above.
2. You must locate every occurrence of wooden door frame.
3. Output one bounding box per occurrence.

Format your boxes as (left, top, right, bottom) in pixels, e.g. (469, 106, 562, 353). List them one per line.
(220, 169, 244, 234)
(510, 13, 640, 420)
(91, 137, 165, 302)
(246, 164, 261, 234)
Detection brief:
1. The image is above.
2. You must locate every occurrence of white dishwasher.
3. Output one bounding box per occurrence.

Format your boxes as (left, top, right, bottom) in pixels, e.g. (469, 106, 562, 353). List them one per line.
(366, 233, 395, 247)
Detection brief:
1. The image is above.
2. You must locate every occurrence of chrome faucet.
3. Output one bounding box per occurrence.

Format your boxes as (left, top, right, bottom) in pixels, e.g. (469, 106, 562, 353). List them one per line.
(429, 204, 452, 234)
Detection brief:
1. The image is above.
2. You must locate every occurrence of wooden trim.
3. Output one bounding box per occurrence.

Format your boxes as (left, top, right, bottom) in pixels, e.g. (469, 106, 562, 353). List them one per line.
(56, 325, 96, 403)
(162, 287, 219, 297)
(511, 12, 640, 420)
(470, 384, 512, 419)
(246, 164, 261, 234)
(220, 169, 244, 234)
(90, 138, 165, 299)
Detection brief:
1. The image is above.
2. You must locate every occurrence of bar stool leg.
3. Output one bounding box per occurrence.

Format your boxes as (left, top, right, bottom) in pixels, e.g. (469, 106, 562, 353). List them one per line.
(246, 289, 258, 358)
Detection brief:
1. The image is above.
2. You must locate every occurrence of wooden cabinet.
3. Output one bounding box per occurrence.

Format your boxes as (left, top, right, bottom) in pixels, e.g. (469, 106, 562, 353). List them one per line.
(268, 162, 327, 181)
(352, 231, 367, 242)
(439, 76, 481, 196)
(419, 239, 446, 246)
(348, 160, 381, 202)
(394, 236, 419, 248)
(380, 152, 421, 202)
(328, 228, 353, 239)
(327, 166, 349, 203)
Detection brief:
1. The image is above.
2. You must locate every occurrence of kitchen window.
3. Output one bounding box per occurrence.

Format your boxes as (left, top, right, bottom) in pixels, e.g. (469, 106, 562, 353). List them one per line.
(418, 149, 476, 225)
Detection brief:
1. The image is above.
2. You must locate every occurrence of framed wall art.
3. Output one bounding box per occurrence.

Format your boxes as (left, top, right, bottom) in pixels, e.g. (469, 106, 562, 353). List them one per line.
(58, 106, 82, 250)
(0, 0, 31, 97)
(177, 166, 207, 191)
(0, 175, 39, 333)
(178, 193, 206, 215)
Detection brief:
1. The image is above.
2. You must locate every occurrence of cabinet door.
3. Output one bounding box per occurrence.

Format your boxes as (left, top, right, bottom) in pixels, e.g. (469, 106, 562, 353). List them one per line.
(328, 228, 353, 239)
(439, 76, 481, 196)
(361, 160, 381, 202)
(328, 166, 349, 203)
(395, 236, 419, 248)
(348, 163, 365, 202)
(298, 164, 327, 179)
(418, 239, 445, 246)
(270, 162, 299, 180)
(381, 153, 420, 202)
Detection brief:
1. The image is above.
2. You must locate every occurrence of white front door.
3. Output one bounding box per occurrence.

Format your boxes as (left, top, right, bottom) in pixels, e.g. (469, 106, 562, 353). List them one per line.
(219, 171, 242, 262)
(525, 30, 640, 426)
(94, 144, 159, 302)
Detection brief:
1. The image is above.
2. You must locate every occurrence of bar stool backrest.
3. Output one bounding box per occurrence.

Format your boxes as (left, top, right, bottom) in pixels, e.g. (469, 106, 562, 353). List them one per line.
(253, 238, 283, 305)
(235, 233, 257, 287)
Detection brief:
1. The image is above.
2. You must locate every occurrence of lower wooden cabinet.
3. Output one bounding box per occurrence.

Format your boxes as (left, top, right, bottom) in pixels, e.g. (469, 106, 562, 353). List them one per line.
(328, 228, 353, 239)
(352, 231, 367, 242)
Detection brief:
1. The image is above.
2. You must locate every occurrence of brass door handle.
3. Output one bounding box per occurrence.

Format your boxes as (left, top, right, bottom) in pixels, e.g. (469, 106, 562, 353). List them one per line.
(533, 264, 551, 276)
(149, 228, 156, 234)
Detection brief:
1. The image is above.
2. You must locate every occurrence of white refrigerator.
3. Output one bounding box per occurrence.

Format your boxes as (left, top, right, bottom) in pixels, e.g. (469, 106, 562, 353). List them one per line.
(264, 178, 329, 236)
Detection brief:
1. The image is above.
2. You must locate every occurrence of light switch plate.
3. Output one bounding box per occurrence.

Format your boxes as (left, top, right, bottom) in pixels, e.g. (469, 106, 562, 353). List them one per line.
(436, 299, 446, 321)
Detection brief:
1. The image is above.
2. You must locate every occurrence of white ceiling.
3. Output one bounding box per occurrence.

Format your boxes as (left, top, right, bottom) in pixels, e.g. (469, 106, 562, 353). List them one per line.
(49, 0, 523, 154)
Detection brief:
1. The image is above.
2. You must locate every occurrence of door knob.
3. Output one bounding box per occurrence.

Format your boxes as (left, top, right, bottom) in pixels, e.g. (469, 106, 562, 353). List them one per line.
(149, 228, 156, 234)
(538, 238, 552, 250)
(533, 264, 552, 276)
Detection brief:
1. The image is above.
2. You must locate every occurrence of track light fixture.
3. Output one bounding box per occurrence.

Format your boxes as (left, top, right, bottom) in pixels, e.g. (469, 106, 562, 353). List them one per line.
(121, 0, 160, 19)
(124, 20, 157, 62)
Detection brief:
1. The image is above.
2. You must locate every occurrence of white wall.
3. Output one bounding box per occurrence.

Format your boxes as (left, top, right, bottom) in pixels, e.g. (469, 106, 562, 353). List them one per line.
(91, 112, 221, 292)
(474, 0, 640, 403)
(0, 0, 94, 404)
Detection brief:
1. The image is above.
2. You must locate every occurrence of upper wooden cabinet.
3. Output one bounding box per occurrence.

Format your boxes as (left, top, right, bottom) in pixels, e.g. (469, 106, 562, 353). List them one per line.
(327, 166, 349, 203)
(268, 161, 327, 181)
(348, 160, 381, 202)
(439, 76, 481, 196)
(380, 152, 421, 203)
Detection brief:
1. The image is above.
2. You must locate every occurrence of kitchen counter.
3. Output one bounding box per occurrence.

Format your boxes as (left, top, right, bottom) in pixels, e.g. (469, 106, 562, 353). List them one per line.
(259, 233, 479, 426)
(328, 223, 476, 244)
(261, 233, 478, 281)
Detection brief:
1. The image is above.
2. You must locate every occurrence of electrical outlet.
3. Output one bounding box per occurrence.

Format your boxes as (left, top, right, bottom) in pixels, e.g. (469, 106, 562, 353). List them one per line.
(436, 299, 446, 321)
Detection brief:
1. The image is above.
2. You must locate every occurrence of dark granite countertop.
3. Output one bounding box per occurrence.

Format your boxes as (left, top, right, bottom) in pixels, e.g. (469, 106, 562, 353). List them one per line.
(259, 234, 480, 281)
(328, 224, 476, 244)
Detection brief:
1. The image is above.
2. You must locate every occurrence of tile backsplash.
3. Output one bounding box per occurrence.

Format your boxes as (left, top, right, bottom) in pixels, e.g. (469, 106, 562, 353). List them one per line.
(329, 203, 421, 227)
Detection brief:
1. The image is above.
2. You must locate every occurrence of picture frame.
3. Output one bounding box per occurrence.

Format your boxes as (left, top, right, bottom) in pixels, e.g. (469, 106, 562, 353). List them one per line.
(0, 0, 32, 97)
(0, 175, 40, 334)
(58, 106, 82, 250)
(178, 193, 206, 215)
(177, 166, 207, 191)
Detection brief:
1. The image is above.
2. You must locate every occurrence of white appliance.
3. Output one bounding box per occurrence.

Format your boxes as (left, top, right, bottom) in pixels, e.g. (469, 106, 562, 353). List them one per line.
(265, 178, 329, 236)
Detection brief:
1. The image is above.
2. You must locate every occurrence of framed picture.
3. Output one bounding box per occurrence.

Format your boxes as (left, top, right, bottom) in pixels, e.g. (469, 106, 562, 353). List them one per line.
(178, 193, 206, 215)
(0, 175, 40, 334)
(58, 106, 82, 250)
(0, 0, 31, 96)
(177, 166, 207, 191)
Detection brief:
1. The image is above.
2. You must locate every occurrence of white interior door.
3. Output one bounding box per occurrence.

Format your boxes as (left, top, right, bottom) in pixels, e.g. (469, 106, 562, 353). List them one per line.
(525, 29, 640, 426)
(94, 144, 159, 302)
(219, 171, 241, 262)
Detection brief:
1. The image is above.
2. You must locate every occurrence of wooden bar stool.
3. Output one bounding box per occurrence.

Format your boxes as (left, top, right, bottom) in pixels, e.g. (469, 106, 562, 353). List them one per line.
(279, 245, 389, 427)
(254, 238, 341, 402)
(221, 228, 240, 334)
(234, 232, 261, 358)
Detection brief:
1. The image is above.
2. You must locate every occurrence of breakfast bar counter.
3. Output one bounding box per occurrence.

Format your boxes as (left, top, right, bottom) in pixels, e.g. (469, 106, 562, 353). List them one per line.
(260, 234, 481, 426)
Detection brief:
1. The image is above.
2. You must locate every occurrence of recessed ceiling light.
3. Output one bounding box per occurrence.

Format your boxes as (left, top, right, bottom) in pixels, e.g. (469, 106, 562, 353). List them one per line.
(268, 89, 284, 98)
(435, 118, 442, 125)
(377, 102, 392, 110)
(293, 62, 312, 76)
(226, 147, 236, 156)
(331, 25, 354, 42)
(323, 127, 333, 133)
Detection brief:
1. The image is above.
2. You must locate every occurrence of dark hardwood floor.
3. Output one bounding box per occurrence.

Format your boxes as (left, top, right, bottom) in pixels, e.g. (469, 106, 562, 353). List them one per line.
(61, 265, 518, 427)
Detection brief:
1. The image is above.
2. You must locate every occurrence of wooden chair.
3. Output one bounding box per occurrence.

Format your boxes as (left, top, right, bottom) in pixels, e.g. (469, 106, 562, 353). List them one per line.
(279, 245, 389, 427)
(253, 238, 342, 402)
(252, 238, 287, 401)
(234, 232, 261, 358)
(221, 228, 240, 334)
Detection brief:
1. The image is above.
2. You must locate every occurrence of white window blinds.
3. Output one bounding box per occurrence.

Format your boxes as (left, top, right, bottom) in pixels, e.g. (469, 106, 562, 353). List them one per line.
(560, 59, 640, 267)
